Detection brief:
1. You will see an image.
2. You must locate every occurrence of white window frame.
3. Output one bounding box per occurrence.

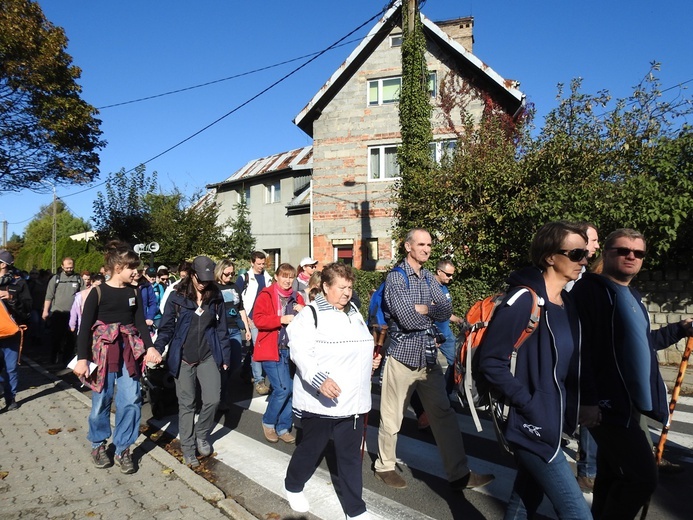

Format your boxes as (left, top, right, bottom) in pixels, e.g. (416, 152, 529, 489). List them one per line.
(368, 144, 400, 181)
(429, 139, 457, 163)
(390, 34, 403, 47)
(265, 180, 280, 204)
(367, 72, 437, 106)
(238, 186, 251, 205)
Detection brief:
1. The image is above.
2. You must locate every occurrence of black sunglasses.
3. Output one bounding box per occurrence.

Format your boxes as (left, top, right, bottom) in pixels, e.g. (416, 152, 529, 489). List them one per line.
(607, 247, 646, 259)
(437, 269, 454, 278)
(557, 248, 590, 262)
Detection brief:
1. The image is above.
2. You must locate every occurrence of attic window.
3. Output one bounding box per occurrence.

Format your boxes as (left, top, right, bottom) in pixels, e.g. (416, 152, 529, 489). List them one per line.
(368, 72, 437, 106)
(390, 34, 403, 47)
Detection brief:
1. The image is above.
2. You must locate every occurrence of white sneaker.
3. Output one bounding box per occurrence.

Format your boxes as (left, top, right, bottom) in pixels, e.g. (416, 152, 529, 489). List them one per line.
(285, 488, 310, 513)
(347, 512, 371, 520)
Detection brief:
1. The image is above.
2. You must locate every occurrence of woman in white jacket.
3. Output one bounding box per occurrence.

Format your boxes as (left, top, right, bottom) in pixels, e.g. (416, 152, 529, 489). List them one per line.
(284, 263, 381, 520)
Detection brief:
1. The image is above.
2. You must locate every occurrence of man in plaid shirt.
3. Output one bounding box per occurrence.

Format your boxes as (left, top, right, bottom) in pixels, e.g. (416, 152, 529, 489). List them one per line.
(373, 228, 494, 490)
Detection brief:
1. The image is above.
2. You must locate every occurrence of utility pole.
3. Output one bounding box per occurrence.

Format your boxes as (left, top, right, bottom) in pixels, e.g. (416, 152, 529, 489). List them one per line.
(40, 180, 57, 273)
(407, 0, 416, 33)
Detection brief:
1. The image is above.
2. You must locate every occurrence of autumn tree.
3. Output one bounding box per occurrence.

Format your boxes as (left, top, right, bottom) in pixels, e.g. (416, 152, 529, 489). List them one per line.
(0, 0, 104, 191)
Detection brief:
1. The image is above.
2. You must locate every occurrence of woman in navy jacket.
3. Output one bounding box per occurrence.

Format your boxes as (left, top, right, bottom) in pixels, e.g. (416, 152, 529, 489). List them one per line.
(477, 221, 592, 519)
(154, 256, 231, 467)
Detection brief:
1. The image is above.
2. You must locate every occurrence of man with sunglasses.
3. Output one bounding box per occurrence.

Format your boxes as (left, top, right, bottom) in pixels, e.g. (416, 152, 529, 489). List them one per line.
(572, 228, 693, 519)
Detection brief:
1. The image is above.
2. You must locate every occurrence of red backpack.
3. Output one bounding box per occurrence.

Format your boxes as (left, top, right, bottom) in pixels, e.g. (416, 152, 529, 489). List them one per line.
(454, 287, 541, 434)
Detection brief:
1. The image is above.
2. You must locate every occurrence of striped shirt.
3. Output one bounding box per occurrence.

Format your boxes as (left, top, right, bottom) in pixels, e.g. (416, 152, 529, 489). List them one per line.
(384, 261, 452, 368)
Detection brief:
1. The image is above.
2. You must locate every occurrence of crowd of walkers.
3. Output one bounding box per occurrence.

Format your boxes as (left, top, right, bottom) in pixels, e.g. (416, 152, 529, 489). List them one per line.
(1, 223, 692, 520)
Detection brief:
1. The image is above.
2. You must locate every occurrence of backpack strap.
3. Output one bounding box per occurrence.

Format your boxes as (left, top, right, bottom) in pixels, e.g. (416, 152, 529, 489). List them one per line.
(309, 305, 317, 328)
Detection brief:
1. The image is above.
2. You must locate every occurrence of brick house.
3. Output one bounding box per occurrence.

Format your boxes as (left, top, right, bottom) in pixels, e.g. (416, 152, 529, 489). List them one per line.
(208, 2, 524, 270)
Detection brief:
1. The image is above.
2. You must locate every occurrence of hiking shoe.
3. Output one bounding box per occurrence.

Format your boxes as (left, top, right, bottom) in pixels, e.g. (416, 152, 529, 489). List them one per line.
(278, 431, 296, 444)
(577, 475, 595, 493)
(114, 448, 136, 474)
(6, 401, 19, 411)
(91, 443, 112, 469)
(285, 488, 310, 513)
(450, 471, 495, 490)
(263, 424, 279, 443)
(196, 437, 212, 457)
(374, 470, 407, 489)
(658, 457, 684, 474)
(255, 382, 271, 395)
(184, 453, 200, 468)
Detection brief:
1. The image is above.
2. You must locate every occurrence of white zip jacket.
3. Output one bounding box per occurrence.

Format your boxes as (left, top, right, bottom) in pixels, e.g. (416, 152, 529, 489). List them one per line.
(287, 295, 375, 417)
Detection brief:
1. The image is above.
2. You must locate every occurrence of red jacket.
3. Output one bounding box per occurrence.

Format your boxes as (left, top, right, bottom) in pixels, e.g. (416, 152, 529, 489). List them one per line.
(253, 285, 305, 362)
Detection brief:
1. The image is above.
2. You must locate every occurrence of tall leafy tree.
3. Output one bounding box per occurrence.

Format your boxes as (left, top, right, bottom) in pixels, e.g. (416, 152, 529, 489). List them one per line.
(92, 165, 156, 245)
(224, 194, 256, 261)
(0, 0, 104, 191)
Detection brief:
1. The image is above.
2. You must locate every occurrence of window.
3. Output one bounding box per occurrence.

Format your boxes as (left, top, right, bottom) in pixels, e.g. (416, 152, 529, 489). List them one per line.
(367, 72, 437, 106)
(366, 238, 379, 261)
(369, 145, 399, 180)
(264, 249, 280, 271)
(390, 34, 403, 47)
(334, 245, 353, 266)
(265, 180, 280, 204)
(238, 186, 250, 205)
(429, 139, 457, 163)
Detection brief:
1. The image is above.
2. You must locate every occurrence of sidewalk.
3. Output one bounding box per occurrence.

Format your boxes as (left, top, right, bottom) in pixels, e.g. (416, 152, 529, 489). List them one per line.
(0, 358, 256, 520)
(660, 361, 693, 397)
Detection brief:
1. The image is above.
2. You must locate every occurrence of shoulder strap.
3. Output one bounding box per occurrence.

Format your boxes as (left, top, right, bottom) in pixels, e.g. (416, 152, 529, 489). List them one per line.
(390, 265, 409, 289)
(309, 305, 317, 328)
(94, 285, 102, 306)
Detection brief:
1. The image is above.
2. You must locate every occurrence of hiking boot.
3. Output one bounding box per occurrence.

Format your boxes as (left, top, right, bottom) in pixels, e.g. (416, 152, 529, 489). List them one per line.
(285, 488, 310, 513)
(374, 470, 407, 489)
(196, 437, 212, 457)
(114, 448, 136, 474)
(450, 471, 495, 490)
(6, 400, 19, 411)
(184, 453, 200, 468)
(255, 382, 270, 395)
(91, 443, 112, 469)
(577, 475, 595, 493)
(658, 457, 684, 474)
(263, 424, 279, 443)
(278, 431, 296, 444)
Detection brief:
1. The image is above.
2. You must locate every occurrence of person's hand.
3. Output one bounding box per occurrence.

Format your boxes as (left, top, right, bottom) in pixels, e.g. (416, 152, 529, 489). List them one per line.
(42, 310, 49, 321)
(244, 330, 251, 341)
(372, 353, 382, 373)
(414, 304, 428, 315)
(280, 315, 294, 325)
(73, 359, 90, 379)
(144, 347, 162, 365)
(293, 303, 304, 313)
(0, 289, 9, 300)
(580, 405, 601, 428)
(319, 377, 341, 400)
(222, 364, 229, 371)
(681, 318, 693, 336)
(145, 319, 154, 326)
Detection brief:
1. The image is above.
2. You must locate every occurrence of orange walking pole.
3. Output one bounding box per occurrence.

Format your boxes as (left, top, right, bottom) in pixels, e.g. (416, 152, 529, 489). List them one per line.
(654, 336, 693, 463)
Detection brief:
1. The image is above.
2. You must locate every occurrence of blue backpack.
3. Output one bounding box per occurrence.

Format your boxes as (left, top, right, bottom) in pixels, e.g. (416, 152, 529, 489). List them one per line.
(367, 266, 405, 330)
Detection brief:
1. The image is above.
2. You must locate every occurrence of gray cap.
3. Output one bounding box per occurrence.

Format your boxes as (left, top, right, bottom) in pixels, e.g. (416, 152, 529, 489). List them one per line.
(0, 250, 14, 266)
(192, 256, 216, 282)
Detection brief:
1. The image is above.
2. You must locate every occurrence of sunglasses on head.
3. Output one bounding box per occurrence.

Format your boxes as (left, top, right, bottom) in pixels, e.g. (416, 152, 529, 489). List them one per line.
(557, 248, 590, 262)
(607, 247, 646, 259)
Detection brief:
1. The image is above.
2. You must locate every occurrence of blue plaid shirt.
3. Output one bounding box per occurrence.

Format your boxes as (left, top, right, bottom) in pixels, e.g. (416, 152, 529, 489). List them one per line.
(384, 260, 452, 368)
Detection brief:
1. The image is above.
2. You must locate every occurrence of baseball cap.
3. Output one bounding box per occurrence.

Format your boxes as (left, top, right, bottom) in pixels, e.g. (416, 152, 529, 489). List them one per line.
(145, 267, 157, 277)
(299, 256, 318, 267)
(0, 250, 14, 266)
(192, 256, 216, 282)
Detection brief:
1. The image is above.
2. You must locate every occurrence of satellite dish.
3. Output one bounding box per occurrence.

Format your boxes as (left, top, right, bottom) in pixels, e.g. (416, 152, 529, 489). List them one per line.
(148, 242, 160, 253)
(134, 244, 145, 254)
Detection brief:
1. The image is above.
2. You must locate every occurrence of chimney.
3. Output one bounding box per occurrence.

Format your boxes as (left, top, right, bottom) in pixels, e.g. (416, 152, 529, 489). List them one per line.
(436, 16, 474, 53)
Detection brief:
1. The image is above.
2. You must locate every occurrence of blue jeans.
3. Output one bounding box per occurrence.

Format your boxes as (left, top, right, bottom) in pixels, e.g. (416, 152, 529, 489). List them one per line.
(0, 334, 20, 403)
(505, 446, 591, 520)
(577, 425, 597, 478)
(262, 349, 293, 435)
(88, 363, 142, 456)
(250, 325, 264, 384)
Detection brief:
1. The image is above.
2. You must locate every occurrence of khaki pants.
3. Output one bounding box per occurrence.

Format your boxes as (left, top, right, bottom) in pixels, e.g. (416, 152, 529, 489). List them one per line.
(375, 356, 469, 481)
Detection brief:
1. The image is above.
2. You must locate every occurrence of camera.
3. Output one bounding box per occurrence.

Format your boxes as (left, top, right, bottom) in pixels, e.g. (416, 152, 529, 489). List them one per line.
(427, 326, 446, 345)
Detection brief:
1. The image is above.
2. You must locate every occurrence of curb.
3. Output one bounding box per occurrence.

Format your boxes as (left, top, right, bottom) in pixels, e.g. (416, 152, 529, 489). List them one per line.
(21, 357, 256, 519)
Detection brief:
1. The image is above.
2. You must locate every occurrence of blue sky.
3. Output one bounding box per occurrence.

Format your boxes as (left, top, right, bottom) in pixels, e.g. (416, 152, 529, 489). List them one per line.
(3, 0, 691, 239)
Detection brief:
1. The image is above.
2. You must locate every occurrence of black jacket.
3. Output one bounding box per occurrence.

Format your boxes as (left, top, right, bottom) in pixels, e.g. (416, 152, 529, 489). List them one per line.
(477, 266, 581, 463)
(0, 274, 32, 325)
(572, 272, 686, 427)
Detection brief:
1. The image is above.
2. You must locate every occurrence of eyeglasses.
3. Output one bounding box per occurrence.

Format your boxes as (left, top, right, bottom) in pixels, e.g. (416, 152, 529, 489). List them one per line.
(305, 264, 318, 269)
(607, 247, 646, 259)
(221, 271, 234, 278)
(437, 269, 454, 278)
(557, 249, 590, 262)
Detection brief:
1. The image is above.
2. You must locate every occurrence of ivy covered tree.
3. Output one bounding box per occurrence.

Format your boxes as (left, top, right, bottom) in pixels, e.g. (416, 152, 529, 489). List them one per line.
(223, 194, 256, 262)
(0, 0, 104, 191)
(393, 0, 434, 246)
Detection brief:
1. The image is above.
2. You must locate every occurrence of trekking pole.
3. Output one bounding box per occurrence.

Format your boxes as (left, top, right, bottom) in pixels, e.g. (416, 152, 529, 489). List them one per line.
(654, 336, 693, 463)
(361, 326, 387, 461)
(16, 325, 27, 365)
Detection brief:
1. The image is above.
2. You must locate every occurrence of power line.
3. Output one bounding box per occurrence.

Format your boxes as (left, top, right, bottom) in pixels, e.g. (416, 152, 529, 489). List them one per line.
(97, 39, 364, 110)
(61, 4, 395, 200)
